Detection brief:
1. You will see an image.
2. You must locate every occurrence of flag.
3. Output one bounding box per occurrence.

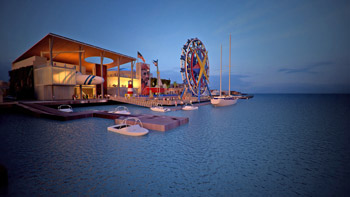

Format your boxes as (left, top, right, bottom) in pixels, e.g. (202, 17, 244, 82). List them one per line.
(137, 51, 145, 63)
(153, 59, 158, 67)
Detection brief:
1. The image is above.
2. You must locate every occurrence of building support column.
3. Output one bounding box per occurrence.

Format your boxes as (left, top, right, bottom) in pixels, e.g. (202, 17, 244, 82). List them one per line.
(100, 52, 104, 98)
(49, 37, 54, 100)
(79, 46, 83, 99)
(49, 37, 53, 66)
(117, 57, 120, 97)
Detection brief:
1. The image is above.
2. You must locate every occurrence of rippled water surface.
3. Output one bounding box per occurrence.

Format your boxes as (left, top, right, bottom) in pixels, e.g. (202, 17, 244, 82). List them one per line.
(1, 94, 350, 196)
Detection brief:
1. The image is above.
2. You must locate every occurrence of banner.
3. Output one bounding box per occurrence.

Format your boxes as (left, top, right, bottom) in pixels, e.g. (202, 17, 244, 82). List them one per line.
(138, 51, 145, 63)
(140, 63, 150, 95)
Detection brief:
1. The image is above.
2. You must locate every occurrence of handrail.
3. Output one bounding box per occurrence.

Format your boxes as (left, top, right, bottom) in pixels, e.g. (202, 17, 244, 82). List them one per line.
(115, 106, 129, 112)
(122, 117, 143, 128)
(58, 104, 72, 110)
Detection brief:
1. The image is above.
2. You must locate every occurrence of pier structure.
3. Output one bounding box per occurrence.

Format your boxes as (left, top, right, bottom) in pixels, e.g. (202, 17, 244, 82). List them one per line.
(109, 95, 211, 107)
(0, 93, 253, 131)
(8, 99, 189, 132)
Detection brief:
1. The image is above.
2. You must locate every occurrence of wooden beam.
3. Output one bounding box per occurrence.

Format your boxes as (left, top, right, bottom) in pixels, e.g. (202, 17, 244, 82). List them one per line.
(41, 50, 85, 54)
(49, 37, 54, 100)
(100, 52, 104, 98)
(49, 37, 53, 66)
(79, 46, 83, 99)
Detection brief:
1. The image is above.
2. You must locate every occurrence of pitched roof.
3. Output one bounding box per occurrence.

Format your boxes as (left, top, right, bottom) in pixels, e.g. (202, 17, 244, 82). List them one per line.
(13, 33, 136, 71)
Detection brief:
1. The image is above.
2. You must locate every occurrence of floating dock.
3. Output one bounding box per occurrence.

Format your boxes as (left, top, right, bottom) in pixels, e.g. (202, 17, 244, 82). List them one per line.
(2, 93, 252, 131)
(12, 101, 188, 132)
(114, 114, 188, 132)
(109, 94, 252, 108)
(237, 94, 254, 99)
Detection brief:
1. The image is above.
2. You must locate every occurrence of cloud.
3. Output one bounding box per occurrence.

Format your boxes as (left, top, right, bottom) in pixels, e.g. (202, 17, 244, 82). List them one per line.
(278, 61, 332, 74)
(251, 82, 350, 94)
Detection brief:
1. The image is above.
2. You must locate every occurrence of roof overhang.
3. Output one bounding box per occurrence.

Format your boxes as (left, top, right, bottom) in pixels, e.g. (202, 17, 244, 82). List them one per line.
(13, 33, 136, 72)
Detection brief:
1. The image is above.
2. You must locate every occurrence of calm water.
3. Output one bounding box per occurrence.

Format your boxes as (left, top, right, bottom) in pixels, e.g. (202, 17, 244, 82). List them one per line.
(0, 94, 349, 196)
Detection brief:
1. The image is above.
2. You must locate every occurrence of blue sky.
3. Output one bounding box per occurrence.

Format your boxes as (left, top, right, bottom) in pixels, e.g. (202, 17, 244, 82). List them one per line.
(0, 0, 349, 93)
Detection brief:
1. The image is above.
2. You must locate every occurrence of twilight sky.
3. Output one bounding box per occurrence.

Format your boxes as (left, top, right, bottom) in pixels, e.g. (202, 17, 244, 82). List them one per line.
(0, 0, 349, 93)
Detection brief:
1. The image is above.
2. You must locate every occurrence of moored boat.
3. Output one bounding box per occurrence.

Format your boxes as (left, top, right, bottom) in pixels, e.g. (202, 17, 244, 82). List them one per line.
(211, 35, 237, 107)
(211, 95, 237, 107)
(107, 117, 149, 136)
(58, 104, 73, 112)
(150, 103, 170, 112)
(182, 103, 198, 110)
(109, 106, 131, 115)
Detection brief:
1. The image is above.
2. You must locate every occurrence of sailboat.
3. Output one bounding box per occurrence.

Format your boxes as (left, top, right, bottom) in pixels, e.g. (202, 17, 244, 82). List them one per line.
(211, 35, 238, 107)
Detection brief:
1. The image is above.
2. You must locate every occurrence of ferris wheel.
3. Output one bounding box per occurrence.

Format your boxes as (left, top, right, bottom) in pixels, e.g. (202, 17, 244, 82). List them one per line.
(180, 38, 211, 98)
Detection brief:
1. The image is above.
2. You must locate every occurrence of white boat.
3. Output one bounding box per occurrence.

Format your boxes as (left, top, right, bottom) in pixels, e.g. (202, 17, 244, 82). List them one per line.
(211, 95, 237, 107)
(182, 103, 198, 111)
(58, 104, 73, 112)
(211, 35, 237, 107)
(150, 103, 171, 112)
(107, 117, 149, 136)
(109, 106, 131, 115)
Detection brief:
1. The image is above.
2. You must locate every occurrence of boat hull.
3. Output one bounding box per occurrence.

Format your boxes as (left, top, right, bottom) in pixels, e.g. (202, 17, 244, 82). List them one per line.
(58, 109, 73, 112)
(211, 96, 237, 107)
(150, 107, 170, 112)
(107, 124, 148, 136)
(114, 111, 131, 115)
(182, 106, 198, 110)
(58, 105, 73, 112)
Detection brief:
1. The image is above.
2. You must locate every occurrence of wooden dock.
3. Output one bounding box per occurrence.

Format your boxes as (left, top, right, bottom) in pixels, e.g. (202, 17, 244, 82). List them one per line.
(109, 96, 211, 107)
(114, 114, 188, 132)
(2, 92, 254, 131)
(16, 102, 95, 121)
(14, 101, 188, 131)
(32, 98, 110, 106)
(236, 94, 254, 99)
(108, 94, 253, 108)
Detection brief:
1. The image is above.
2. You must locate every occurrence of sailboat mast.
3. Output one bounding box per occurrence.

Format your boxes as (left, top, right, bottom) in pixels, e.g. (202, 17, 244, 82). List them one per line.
(229, 34, 231, 96)
(220, 44, 222, 97)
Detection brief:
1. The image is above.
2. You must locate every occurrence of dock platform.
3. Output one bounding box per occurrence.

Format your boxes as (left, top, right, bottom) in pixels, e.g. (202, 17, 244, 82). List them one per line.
(14, 101, 188, 131)
(113, 114, 188, 132)
(108, 96, 210, 107)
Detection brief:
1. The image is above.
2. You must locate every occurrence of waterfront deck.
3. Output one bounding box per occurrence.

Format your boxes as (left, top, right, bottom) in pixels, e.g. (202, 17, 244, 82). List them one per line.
(1, 94, 252, 131)
(13, 101, 188, 131)
(109, 96, 211, 107)
(114, 114, 188, 132)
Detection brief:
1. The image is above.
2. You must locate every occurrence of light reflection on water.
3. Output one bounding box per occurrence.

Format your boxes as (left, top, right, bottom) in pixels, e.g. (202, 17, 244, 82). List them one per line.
(0, 94, 350, 196)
